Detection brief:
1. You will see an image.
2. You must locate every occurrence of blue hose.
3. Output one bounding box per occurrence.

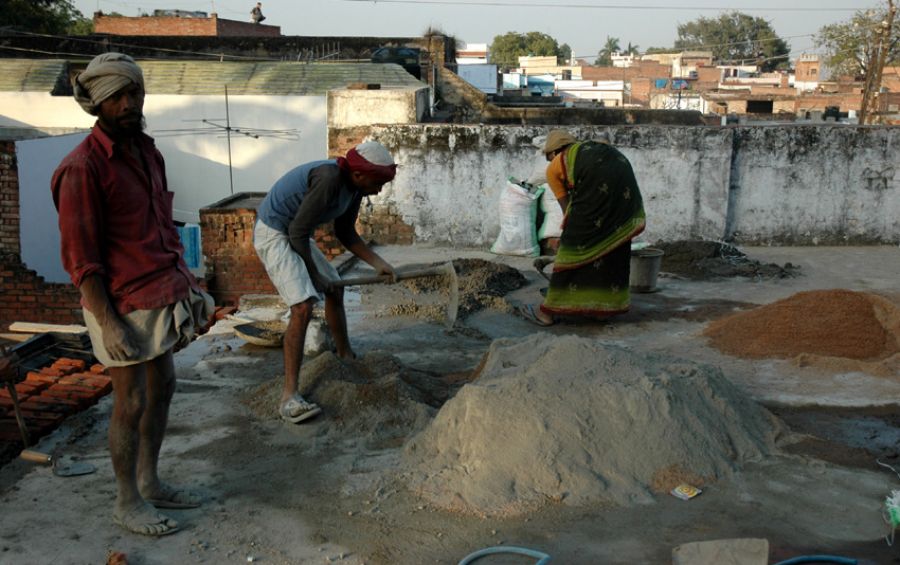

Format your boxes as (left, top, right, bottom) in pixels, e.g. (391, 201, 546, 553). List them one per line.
(772, 556, 857, 565)
(458, 545, 551, 565)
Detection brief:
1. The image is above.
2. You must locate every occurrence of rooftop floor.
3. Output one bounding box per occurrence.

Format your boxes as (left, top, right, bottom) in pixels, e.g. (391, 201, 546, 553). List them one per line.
(1, 245, 898, 564)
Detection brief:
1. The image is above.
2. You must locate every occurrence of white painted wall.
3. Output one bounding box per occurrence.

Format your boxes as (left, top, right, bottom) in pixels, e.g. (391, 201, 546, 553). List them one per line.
(728, 126, 900, 244)
(0, 92, 328, 222)
(366, 125, 731, 246)
(364, 124, 898, 246)
(15, 133, 87, 283)
(327, 87, 429, 128)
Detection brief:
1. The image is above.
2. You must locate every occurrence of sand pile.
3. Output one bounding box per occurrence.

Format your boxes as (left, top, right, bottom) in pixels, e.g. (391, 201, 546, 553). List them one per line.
(656, 240, 797, 280)
(243, 351, 437, 447)
(703, 290, 900, 377)
(381, 258, 525, 321)
(401, 335, 782, 517)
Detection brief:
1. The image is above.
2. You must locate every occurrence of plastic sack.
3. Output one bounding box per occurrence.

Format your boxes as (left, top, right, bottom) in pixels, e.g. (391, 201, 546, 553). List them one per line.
(537, 184, 563, 240)
(490, 179, 541, 257)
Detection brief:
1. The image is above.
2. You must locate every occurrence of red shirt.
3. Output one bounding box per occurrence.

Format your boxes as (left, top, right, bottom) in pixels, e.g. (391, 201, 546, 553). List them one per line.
(51, 124, 198, 315)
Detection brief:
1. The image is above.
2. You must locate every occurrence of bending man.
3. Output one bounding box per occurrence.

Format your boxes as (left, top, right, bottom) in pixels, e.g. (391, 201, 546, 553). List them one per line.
(254, 142, 398, 423)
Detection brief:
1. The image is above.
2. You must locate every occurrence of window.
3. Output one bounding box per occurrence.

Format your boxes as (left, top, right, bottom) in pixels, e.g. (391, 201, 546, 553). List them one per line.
(809, 68, 817, 77)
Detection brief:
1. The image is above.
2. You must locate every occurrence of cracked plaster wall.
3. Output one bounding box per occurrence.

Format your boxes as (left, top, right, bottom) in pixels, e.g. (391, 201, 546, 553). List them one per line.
(365, 124, 899, 246)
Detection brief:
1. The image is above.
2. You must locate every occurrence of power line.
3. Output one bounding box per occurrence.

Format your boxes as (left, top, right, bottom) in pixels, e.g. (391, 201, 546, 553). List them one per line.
(340, 0, 860, 12)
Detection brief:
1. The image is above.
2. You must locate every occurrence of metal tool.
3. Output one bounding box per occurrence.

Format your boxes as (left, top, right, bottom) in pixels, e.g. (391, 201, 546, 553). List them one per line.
(20, 449, 96, 477)
(334, 262, 459, 328)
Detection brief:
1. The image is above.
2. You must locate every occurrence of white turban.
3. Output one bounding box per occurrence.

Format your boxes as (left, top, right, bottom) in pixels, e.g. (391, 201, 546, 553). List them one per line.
(73, 53, 145, 115)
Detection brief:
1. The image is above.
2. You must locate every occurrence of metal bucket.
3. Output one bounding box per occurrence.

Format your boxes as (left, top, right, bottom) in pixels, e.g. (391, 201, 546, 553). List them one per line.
(629, 247, 664, 293)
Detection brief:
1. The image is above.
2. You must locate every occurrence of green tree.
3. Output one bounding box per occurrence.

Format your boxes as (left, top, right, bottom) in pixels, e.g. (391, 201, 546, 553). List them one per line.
(594, 36, 621, 66)
(674, 11, 790, 71)
(489, 31, 564, 69)
(817, 4, 900, 80)
(625, 42, 640, 56)
(0, 0, 90, 35)
(559, 43, 572, 64)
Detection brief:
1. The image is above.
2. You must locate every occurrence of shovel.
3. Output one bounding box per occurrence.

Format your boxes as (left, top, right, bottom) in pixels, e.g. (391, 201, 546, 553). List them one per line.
(333, 261, 459, 328)
(20, 449, 96, 477)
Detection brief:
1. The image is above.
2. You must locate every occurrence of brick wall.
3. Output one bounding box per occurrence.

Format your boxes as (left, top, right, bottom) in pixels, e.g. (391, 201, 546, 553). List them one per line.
(93, 14, 280, 37)
(199, 198, 349, 306)
(0, 142, 82, 330)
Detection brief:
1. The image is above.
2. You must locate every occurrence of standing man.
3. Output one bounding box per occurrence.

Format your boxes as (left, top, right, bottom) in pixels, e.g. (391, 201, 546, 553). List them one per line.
(250, 2, 266, 23)
(254, 142, 398, 423)
(52, 53, 214, 537)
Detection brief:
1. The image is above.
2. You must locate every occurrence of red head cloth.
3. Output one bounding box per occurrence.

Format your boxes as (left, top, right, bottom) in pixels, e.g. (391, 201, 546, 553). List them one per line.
(337, 141, 397, 184)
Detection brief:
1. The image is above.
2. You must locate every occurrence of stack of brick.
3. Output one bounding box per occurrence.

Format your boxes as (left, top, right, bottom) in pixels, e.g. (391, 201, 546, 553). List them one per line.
(0, 358, 111, 443)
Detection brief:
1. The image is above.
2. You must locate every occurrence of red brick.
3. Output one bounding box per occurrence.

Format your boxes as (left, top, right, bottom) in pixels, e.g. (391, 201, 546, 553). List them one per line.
(25, 371, 58, 385)
(40, 368, 64, 377)
(54, 358, 87, 371)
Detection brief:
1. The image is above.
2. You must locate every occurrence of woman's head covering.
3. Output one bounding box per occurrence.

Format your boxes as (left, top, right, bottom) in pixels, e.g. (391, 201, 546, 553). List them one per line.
(337, 141, 397, 184)
(73, 53, 144, 116)
(543, 130, 577, 156)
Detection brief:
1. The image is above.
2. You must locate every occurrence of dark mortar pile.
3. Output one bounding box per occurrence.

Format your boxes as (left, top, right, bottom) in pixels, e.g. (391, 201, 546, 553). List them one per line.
(383, 258, 526, 320)
(655, 240, 798, 281)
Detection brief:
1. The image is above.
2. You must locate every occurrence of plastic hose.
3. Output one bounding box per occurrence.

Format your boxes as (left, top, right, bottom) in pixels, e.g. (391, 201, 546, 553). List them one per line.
(458, 545, 551, 565)
(772, 556, 857, 565)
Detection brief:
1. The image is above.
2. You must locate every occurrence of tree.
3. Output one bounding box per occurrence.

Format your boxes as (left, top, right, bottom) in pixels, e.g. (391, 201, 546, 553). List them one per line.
(817, 3, 900, 79)
(625, 42, 640, 56)
(489, 31, 564, 69)
(674, 11, 790, 72)
(559, 43, 572, 64)
(595, 36, 621, 66)
(1, 0, 91, 35)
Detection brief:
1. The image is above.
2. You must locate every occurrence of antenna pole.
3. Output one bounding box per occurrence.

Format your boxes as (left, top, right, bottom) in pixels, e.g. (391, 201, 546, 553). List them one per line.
(225, 85, 234, 195)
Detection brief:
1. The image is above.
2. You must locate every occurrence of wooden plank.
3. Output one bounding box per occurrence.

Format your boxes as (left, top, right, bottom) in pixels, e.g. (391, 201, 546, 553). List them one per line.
(9, 322, 87, 335)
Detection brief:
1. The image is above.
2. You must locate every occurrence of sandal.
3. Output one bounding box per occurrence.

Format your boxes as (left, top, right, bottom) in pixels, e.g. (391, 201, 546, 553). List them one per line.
(279, 395, 322, 424)
(517, 304, 554, 327)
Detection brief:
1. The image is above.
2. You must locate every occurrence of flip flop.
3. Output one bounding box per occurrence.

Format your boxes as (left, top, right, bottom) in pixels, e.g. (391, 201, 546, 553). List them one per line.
(517, 304, 554, 327)
(280, 395, 323, 424)
(143, 483, 202, 509)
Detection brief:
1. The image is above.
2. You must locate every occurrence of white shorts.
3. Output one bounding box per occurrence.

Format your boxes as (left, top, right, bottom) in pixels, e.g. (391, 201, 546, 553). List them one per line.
(253, 220, 339, 307)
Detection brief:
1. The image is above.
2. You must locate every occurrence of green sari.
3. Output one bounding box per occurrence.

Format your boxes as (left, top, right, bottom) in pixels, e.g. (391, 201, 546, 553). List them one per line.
(542, 141, 645, 317)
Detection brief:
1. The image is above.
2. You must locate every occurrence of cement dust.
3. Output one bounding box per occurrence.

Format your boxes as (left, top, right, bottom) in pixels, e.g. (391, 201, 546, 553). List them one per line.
(375, 258, 525, 321)
(703, 290, 900, 377)
(656, 240, 797, 280)
(400, 335, 782, 517)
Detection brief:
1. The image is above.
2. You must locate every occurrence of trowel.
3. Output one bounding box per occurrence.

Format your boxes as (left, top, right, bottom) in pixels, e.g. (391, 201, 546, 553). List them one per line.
(333, 261, 459, 328)
(20, 449, 96, 477)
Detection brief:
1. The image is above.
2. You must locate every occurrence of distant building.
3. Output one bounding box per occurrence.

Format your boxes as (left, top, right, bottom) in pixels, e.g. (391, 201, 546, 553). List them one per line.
(457, 42, 489, 65)
(556, 80, 624, 106)
(611, 52, 636, 68)
(458, 64, 499, 94)
(93, 11, 281, 37)
(792, 54, 820, 92)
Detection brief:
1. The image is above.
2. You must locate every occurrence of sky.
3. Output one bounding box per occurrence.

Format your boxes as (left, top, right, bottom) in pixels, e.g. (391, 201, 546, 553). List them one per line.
(72, 0, 876, 62)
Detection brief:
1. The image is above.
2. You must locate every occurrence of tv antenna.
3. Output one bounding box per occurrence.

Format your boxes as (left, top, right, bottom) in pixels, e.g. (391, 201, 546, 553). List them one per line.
(154, 86, 301, 195)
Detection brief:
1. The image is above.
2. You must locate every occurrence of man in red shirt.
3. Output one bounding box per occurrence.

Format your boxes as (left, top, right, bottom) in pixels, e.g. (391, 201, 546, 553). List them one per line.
(52, 53, 213, 537)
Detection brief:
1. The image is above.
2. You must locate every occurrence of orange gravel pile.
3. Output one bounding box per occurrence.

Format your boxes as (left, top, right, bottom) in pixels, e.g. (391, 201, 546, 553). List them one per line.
(703, 290, 900, 361)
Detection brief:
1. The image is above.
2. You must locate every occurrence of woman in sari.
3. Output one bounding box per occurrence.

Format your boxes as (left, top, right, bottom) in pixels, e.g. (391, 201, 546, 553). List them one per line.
(519, 130, 646, 326)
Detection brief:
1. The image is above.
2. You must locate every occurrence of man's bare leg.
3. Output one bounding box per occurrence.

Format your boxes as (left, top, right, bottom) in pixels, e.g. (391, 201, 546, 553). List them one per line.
(324, 288, 355, 359)
(136, 350, 200, 508)
(282, 300, 313, 404)
(109, 363, 178, 535)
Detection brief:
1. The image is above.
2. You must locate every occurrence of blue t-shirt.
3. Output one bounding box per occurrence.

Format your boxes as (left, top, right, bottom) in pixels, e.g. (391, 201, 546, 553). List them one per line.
(257, 160, 357, 233)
